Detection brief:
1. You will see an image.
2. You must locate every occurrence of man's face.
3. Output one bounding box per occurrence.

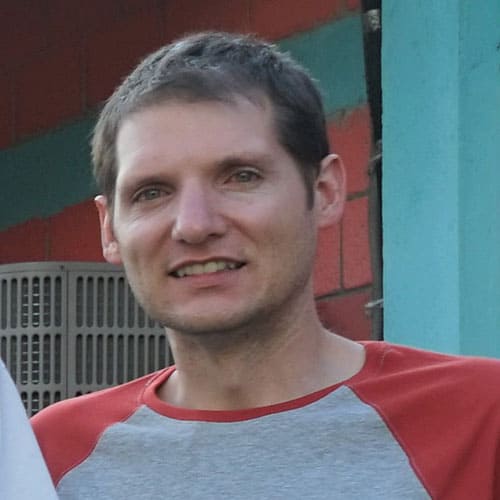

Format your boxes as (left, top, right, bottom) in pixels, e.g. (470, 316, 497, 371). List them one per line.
(97, 97, 342, 336)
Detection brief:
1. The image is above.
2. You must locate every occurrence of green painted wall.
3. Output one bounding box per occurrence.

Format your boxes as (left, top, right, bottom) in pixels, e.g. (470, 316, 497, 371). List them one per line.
(0, 16, 366, 232)
(383, 1, 500, 356)
(1, 118, 96, 229)
(280, 15, 366, 115)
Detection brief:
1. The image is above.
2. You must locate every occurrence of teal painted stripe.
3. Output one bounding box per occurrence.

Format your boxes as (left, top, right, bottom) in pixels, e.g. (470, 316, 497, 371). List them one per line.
(458, 0, 500, 357)
(0, 117, 97, 230)
(383, 0, 500, 357)
(280, 15, 367, 115)
(0, 16, 366, 231)
(382, 2, 461, 354)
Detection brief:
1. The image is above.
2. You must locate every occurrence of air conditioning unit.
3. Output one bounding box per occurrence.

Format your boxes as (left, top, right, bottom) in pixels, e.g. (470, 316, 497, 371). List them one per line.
(0, 262, 171, 416)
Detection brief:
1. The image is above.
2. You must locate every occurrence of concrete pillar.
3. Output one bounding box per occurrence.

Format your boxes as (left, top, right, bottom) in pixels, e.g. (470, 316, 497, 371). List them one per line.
(382, 1, 500, 356)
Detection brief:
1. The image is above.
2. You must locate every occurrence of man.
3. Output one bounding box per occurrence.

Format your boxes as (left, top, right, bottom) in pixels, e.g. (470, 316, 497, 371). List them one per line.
(32, 32, 500, 499)
(0, 360, 58, 499)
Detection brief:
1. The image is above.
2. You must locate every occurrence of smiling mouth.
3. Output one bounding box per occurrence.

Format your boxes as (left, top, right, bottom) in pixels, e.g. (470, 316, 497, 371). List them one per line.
(170, 260, 245, 278)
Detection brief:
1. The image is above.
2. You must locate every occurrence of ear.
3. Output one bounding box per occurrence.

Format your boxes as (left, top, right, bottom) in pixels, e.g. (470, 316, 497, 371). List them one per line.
(94, 195, 123, 265)
(314, 154, 346, 228)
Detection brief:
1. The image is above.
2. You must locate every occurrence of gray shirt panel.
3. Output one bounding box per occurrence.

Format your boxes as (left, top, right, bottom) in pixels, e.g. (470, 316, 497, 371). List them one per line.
(57, 386, 429, 499)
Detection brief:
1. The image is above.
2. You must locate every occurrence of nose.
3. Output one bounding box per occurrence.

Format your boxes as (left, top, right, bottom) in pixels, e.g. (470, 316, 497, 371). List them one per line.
(171, 182, 227, 244)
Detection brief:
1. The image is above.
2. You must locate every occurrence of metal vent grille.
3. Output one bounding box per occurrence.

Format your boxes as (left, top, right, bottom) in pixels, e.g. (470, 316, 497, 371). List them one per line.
(68, 271, 168, 396)
(0, 268, 66, 416)
(0, 262, 170, 415)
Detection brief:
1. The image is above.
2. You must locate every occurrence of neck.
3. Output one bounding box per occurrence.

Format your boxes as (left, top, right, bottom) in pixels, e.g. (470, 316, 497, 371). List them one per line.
(159, 298, 365, 410)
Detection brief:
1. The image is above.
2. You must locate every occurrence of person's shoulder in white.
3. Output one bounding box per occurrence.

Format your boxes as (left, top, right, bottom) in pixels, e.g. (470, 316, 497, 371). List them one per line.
(0, 359, 58, 500)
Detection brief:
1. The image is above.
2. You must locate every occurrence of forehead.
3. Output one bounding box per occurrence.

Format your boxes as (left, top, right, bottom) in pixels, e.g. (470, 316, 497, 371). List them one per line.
(114, 97, 288, 182)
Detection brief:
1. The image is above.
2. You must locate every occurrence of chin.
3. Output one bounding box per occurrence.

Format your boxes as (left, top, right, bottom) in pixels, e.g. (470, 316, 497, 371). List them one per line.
(164, 317, 249, 337)
(156, 305, 263, 337)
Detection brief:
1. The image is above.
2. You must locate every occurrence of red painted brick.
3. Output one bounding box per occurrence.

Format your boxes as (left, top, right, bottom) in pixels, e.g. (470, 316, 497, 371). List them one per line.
(117, 0, 161, 18)
(0, 3, 48, 70)
(47, 200, 104, 262)
(75, 1, 121, 36)
(316, 290, 372, 340)
(0, 73, 13, 149)
(45, 0, 83, 48)
(0, 219, 49, 264)
(342, 196, 372, 288)
(313, 224, 341, 297)
(14, 44, 82, 139)
(328, 106, 372, 195)
(346, 0, 361, 11)
(163, 0, 251, 41)
(86, 8, 163, 107)
(74, 0, 159, 38)
(250, 0, 344, 40)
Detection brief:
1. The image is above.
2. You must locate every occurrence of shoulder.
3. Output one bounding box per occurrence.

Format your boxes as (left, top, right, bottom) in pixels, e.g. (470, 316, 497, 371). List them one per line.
(364, 340, 500, 375)
(358, 341, 500, 409)
(32, 370, 160, 431)
(354, 342, 500, 498)
(31, 369, 166, 485)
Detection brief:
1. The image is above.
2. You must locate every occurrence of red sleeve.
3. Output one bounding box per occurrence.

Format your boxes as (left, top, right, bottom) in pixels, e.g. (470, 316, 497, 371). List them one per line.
(351, 343, 500, 500)
(31, 372, 157, 486)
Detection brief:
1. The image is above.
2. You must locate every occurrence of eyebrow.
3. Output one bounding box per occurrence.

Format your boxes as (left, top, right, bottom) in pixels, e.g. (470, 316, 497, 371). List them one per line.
(216, 152, 274, 169)
(117, 174, 169, 196)
(117, 151, 275, 194)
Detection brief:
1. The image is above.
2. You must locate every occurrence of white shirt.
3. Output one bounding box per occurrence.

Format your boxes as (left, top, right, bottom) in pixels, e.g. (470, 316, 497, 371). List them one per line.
(0, 359, 58, 499)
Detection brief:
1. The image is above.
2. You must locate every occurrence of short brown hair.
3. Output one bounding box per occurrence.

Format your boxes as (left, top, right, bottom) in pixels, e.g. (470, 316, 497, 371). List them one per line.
(91, 32, 330, 205)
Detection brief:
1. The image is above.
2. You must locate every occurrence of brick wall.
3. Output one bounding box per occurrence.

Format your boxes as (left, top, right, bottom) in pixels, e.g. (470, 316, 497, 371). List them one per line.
(0, 0, 373, 340)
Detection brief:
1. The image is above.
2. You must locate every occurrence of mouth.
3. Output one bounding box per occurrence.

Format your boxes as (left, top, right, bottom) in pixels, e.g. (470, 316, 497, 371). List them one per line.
(169, 260, 245, 278)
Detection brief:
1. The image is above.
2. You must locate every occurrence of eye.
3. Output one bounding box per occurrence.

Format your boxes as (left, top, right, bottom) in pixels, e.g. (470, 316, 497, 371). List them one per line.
(134, 187, 167, 202)
(229, 169, 261, 184)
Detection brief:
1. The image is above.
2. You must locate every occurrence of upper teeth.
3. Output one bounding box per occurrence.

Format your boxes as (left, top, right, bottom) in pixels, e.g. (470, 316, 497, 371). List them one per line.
(174, 261, 239, 277)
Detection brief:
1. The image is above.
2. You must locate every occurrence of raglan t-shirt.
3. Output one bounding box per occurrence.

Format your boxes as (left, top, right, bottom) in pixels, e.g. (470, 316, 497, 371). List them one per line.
(32, 342, 500, 499)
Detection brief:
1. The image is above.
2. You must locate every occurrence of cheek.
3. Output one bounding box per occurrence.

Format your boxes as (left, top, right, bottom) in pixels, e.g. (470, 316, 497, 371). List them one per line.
(115, 214, 168, 256)
(263, 203, 313, 240)
(254, 207, 316, 267)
